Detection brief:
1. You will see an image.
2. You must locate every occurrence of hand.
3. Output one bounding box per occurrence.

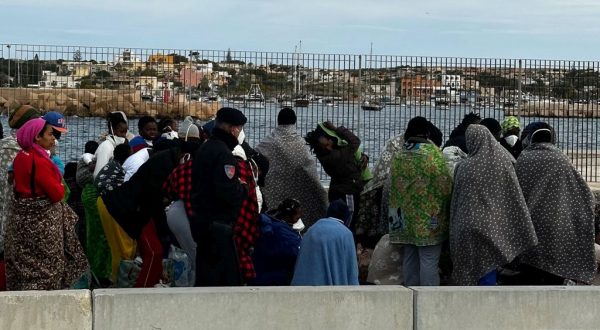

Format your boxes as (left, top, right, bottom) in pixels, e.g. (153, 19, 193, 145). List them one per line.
(323, 121, 336, 130)
(360, 153, 369, 169)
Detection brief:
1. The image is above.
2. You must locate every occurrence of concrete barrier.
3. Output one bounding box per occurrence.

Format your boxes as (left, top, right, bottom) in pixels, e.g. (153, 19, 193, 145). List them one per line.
(93, 286, 413, 330)
(412, 286, 600, 330)
(0, 289, 92, 330)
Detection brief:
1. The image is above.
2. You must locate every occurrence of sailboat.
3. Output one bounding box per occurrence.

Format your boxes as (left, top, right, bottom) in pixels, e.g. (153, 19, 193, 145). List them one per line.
(244, 84, 265, 108)
(361, 42, 385, 111)
(292, 41, 310, 108)
(361, 99, 385, 111)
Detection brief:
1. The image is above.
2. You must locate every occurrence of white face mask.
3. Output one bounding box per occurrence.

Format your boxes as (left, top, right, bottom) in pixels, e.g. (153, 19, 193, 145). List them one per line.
(113, 136, 126, 145)
(292, 219, 305, 232)
(162, 131, 179, 140)
(504, 135, 518, 147)
(237, 129, 245, 145)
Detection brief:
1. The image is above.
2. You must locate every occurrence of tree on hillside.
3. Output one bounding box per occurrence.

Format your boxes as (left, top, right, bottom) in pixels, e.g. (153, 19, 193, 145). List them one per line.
(168, 53, 188, 63)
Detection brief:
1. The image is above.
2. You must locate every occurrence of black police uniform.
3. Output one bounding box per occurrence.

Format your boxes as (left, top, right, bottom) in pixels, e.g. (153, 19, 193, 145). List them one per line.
(191, 126, 247, 286)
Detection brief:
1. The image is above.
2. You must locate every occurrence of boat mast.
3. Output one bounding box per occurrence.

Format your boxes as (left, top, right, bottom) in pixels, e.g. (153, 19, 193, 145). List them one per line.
(293, 45, 298, 96)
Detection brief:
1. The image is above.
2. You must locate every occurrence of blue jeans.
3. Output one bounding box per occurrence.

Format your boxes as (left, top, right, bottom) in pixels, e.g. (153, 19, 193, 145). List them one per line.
(402, 244, 442, 286)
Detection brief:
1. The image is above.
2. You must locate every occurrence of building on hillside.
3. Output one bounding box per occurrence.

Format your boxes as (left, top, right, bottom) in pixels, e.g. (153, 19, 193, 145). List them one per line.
(113, 49, 144, 71)
(39, 71, 77, 88)
(400, 76, 441, 100)
(441, 74, 461, 89)
(178, 68, 205, 88)
(148, 54, 176, 75)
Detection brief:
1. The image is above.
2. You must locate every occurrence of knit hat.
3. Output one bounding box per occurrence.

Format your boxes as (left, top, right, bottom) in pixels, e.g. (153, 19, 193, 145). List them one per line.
(9, 105, 40, 129)
(216, 107, 247, 126)
(277, 107, 297, 125)
(502, 116, 520, 133)
(179, 116, 200, 141)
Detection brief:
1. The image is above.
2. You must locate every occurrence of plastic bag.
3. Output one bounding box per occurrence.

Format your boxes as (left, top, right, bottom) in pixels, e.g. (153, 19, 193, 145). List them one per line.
(117, 258, 142, 288)
(168, 245, 194, 287)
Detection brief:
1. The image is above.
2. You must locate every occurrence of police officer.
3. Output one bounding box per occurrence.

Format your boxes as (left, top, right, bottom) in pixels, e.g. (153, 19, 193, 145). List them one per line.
(191, 107, 248, 286)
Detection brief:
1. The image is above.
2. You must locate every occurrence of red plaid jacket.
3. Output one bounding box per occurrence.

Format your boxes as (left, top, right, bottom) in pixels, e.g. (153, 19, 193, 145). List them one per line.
(234, 159, 260, 282)
(163, 160, 194, 218)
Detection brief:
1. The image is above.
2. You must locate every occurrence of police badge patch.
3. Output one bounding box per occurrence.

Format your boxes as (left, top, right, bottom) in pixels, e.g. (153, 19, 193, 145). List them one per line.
(224, 165, 236, 179)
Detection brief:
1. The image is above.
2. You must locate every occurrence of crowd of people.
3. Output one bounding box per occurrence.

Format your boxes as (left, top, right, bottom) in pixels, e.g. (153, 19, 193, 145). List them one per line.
(0, 104, 598, 290)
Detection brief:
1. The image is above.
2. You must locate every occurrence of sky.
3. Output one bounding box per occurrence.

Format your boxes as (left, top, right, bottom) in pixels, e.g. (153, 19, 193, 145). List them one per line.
(1, 0, 600, 61)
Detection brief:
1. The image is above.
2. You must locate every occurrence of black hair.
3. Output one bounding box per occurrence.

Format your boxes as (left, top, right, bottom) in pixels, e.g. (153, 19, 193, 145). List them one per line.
(250, 152, 270, 187)
(275, 198, 301, 220)
(107, 112, 127, 131)
(84, 140, 99, 154)
(404, 116, 430, 141)
(461, 112, 482, 126)
(326, 199, 350, 223)
(113, 143, 132, 165)
(0, 122, 4, 139)
(38, 123, 52, 138)
(480, 118, 502, 137)
(154, 138, 182, 152)
(138, 116, 157, 132)
(277, 107, 297, 125)
(158, 117, 176, 133)
(428, 121, 443, 147)
(64, 162, 77, 179)
(304, 126, 331, 155)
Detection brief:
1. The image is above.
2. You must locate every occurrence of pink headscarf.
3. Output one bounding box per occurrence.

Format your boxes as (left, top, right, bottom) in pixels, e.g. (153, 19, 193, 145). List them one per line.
(16, 118, 61, 179)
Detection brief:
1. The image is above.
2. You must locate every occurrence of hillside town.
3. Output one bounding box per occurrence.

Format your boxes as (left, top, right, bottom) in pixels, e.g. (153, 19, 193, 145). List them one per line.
(0, 49, 600, 117)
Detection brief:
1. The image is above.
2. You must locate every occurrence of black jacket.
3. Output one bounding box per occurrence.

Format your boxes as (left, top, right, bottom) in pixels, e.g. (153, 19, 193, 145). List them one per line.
(317, 126, 364, 198)
(191, 128, 246, 231)
(102, 147, 181, 239)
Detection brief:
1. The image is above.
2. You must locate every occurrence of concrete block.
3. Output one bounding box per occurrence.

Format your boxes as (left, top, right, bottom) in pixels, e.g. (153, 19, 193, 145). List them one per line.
(93, 286, 413, 330)
(413, 286, 600, 330)
(0, 289, 92, 330)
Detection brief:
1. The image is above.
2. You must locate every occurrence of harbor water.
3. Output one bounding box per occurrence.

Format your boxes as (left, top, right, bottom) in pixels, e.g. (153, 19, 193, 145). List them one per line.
(1, 102, 598, 180)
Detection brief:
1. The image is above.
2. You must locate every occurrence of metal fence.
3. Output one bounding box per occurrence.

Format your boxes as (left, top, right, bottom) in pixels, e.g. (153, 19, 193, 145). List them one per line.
(0, 44, 598, 181)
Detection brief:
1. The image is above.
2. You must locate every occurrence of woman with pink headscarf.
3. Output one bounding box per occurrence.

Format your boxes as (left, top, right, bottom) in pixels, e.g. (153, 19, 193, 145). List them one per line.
(4, 118, 89, 290)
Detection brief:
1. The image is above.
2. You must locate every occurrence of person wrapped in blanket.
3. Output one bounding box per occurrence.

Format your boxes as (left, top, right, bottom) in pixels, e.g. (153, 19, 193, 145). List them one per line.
(5, 118, 88, 290)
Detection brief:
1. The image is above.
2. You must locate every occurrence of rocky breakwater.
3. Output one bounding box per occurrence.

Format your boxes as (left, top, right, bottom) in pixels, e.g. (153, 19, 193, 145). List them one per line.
(0, 88, 220, 119)
(504, 100, 600, 118)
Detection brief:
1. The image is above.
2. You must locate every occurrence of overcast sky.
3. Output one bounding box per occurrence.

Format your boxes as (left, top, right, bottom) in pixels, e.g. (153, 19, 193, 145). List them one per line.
(1, 0, 599, 60)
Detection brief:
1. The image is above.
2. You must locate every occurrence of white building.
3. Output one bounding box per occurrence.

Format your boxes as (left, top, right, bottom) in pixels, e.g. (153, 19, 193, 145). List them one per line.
(39, 70, 77, 88)
(441, 74, 461, 89)
(113, 49, 142, 65)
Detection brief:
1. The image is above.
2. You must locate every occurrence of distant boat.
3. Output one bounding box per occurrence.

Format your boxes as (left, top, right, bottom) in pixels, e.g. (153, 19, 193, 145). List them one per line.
(293, 95, 310, 107)
(244, 84, 265, 108)
(324, 99, 338, 107)
(229, 95, 246, 105)
(434, 99, 450, 110)
(280, 100, 293, 108)
(361, 100, 385, 111)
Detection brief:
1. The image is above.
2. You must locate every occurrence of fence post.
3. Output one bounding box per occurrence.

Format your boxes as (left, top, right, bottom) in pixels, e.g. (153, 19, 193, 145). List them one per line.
(517, 59, 522, 120)
(357, 55, 362, 133)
